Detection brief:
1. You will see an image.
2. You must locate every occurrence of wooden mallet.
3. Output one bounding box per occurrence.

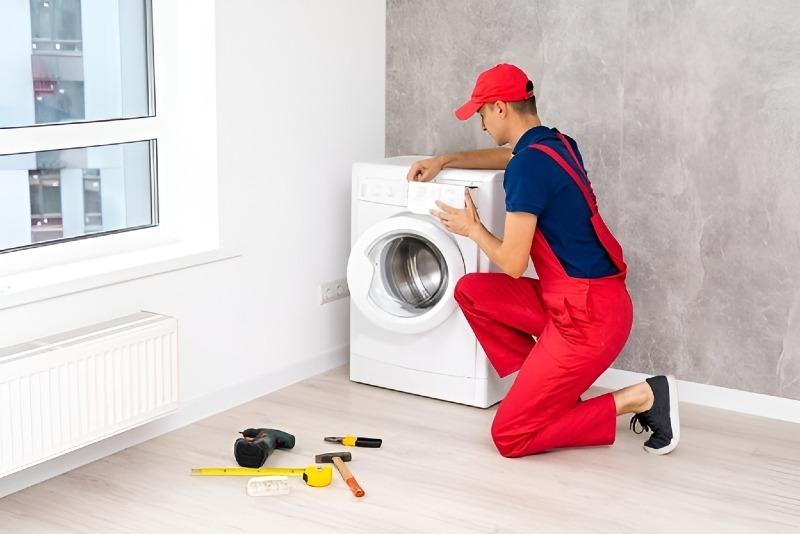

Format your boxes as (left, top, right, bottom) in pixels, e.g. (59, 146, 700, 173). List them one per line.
(315, 451, 365, 497)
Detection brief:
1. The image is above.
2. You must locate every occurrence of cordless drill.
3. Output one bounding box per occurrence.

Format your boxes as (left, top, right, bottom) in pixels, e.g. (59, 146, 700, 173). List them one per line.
(234, 428, 296, 468)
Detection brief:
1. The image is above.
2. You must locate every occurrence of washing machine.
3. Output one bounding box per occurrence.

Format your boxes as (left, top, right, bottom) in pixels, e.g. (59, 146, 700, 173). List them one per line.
(347, 156, 516, 408)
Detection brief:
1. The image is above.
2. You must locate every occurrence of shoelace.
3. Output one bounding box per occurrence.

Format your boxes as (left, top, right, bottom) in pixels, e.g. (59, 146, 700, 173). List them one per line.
(629, 413, 651, 435)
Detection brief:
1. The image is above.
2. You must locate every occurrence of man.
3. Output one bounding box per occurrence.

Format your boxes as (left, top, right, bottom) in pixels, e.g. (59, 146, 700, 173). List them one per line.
(406, 63, 679, 457)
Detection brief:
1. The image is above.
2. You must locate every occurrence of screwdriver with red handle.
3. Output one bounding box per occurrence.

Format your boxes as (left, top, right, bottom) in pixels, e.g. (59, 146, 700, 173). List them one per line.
(324, 435, 382, 448)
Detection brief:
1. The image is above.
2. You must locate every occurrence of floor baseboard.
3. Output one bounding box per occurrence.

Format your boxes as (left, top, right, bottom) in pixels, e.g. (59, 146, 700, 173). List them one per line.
(594, 368, 800, 424)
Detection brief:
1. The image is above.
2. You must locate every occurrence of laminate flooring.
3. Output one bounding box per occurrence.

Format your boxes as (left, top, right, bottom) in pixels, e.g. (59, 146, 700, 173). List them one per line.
(1, 365, 799, 533)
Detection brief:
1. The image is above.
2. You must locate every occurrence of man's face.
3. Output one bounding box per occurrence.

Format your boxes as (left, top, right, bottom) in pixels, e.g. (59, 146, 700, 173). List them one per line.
(478, 102, 505, 146)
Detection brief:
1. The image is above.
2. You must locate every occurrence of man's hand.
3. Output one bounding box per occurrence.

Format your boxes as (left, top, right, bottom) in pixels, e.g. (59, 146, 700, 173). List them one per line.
(430, 190, 481, 237)
(407, 157, 444, 182)
(407, 149, 513, 182)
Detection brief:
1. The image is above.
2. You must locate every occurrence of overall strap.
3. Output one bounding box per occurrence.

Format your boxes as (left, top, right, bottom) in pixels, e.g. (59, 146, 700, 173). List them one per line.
(554, 131, 597, 206)
(554, 132, 589, 183)
(529, 143, 598, 215)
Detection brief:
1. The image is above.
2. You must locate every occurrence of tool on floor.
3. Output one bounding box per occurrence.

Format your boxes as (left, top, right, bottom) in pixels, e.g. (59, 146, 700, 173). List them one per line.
(234, 428, 295, 468)
(315, 451, 365, 497)
(190, 466, 333, 487)
(246, 476, 290, 497)
(324, 435, 382, 448)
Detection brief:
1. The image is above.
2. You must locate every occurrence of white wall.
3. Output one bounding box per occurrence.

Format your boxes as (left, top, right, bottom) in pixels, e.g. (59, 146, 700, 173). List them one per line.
(0, 0, 386, 496)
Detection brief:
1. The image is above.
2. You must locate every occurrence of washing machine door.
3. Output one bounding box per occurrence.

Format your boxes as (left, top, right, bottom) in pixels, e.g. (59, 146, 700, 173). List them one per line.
(348, 214, 465, 334)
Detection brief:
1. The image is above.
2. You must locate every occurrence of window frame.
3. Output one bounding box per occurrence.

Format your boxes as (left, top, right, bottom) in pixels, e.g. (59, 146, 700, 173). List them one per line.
(0, 0, 231, 311)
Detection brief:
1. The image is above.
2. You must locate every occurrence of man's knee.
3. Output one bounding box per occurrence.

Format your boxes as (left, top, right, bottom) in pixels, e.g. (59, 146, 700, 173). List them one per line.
(490, 421, 524, 458)
(490, 412, 532, 458)
(454, 273, 482, 307)
(491, 405, 549, 457)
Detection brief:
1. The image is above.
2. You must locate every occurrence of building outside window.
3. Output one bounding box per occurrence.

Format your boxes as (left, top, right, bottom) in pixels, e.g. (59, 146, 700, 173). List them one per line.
(0, 0, 156, 253)
(31, 0, 85, 124)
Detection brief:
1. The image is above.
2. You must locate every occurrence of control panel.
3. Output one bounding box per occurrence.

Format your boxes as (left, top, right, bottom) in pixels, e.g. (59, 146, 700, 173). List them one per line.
(356, 176, 409, 207)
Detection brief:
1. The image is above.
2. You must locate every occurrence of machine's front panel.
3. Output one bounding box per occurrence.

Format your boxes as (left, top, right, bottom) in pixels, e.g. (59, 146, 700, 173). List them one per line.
(349, 158, 513, 407)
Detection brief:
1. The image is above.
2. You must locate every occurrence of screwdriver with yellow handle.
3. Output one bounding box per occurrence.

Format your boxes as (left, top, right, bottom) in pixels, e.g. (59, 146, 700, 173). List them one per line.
(324, 435, 382, 448)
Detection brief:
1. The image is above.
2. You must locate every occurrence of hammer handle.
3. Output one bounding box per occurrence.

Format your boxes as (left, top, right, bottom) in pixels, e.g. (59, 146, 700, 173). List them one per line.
(332, 456, 365, 497)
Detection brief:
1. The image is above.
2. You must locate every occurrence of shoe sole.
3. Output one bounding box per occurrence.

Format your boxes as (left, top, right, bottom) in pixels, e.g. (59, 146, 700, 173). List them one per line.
(643, 374, 680, 455)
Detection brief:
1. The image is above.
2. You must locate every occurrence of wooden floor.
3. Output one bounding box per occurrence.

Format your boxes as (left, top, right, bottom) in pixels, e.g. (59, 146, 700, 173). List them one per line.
(1, 365, 799, 533)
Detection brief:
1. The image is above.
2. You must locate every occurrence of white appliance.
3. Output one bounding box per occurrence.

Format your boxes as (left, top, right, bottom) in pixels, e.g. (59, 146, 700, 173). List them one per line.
(347, 156, 516, 408)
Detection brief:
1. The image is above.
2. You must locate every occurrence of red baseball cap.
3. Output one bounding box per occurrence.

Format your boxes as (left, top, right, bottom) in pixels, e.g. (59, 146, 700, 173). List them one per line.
(454, 63, 534, 121)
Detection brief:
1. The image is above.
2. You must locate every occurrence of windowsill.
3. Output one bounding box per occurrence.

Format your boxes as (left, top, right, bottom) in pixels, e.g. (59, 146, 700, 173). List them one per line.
(0, 244, 241, 311)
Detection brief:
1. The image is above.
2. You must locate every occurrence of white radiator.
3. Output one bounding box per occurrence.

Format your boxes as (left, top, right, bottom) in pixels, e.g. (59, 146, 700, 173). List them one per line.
(0, 311, 179, 478)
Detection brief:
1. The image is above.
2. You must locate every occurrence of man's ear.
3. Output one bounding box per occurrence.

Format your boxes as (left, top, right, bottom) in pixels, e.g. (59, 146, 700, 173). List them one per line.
(495, 100, 509, 117)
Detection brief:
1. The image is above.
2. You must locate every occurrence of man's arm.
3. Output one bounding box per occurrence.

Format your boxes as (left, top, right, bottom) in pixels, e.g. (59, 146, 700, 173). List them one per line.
(432, 192, 536, 278)
(468, 211, 537, 278)
(407, 148, 513, 182)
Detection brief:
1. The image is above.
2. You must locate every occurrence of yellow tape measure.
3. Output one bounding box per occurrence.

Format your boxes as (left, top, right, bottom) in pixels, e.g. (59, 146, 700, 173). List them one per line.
(191, 465, 332, 487)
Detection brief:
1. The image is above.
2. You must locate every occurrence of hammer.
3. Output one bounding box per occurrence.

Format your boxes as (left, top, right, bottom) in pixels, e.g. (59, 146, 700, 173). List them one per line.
(315, 451, 365, 497)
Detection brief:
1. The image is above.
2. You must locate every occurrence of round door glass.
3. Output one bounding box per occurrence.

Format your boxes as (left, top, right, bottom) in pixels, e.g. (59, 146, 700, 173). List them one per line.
(367, 233, 450, 318)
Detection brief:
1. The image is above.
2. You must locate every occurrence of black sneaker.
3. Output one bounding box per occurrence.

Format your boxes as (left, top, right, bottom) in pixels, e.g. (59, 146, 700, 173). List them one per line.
(629, 375, 680, 455)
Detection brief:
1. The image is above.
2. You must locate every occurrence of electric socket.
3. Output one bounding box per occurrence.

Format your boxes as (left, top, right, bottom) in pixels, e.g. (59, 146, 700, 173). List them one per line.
(320, 277, 349, 305)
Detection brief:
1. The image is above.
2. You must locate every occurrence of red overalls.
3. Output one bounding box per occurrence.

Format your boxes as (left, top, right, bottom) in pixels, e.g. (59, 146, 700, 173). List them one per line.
(454, 133, 633, 457)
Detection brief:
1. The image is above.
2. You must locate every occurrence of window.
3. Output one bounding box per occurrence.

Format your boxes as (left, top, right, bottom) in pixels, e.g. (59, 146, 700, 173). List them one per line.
(0, 0, 155, 254)
(0, 142, 156, 251)
(0, 0, 224, 308)
(3, 0, 153, 129)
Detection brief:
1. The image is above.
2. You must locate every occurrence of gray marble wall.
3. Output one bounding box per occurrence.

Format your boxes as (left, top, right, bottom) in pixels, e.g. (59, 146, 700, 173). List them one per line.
(386, 0, 800, 400)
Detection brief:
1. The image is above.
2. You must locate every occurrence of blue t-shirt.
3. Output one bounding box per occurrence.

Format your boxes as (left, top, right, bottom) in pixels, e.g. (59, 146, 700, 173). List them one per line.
(505, 126, 618, 278)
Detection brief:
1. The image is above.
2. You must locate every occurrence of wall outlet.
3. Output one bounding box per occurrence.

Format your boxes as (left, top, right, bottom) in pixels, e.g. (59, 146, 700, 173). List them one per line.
(320, 277, 350, 305)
